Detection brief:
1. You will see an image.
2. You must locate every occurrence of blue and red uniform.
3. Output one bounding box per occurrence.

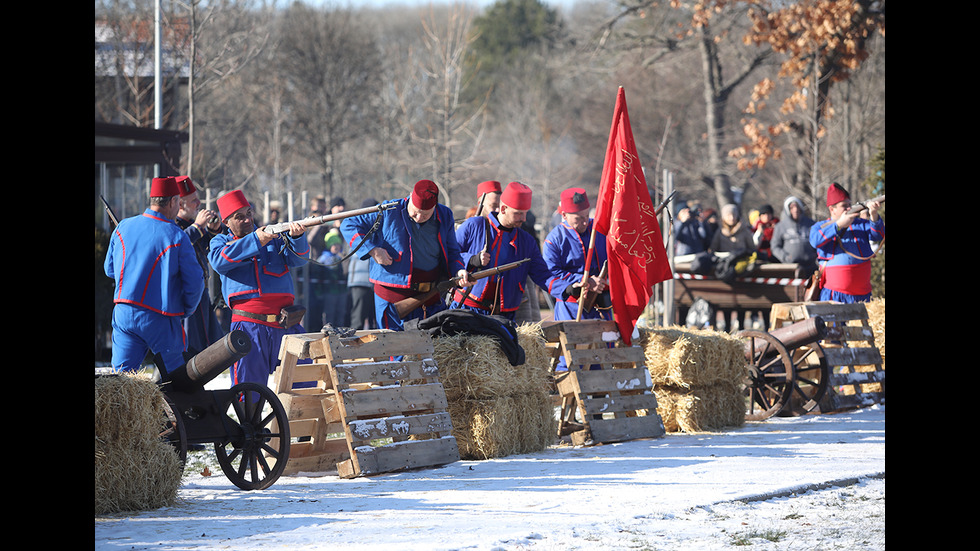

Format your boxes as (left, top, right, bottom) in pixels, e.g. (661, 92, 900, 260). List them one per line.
(543, 218, 611, 323)
(209, 228, 310, 386)
(451, 211, 555, 319)
(104, 208, 205, 373)
(340, 196, 465, 330)
(809, 216, 884, 303)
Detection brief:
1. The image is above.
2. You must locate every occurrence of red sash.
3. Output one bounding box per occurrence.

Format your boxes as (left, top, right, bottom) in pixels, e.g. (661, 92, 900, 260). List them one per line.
(823, 262, 872, 296)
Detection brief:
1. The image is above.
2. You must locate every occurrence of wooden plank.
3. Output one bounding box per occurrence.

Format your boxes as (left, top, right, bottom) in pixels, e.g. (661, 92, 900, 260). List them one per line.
(565, 346, 645, 367)
(273, 349, 298, 394)
(342, 436, 460, 478)
(340, 383, 449, 419)
(823, 347, 883, 367)
(278, 392, 343, 423)
(823, 391, 884, 411)
(803, 302, 868, 322)
(332, 359, 440, 386)
(579, 393, 659, 416)
(282, 333, 328, 359)
(346, 412, 454, 443)
(326, 331, 434, 361)
(576, 416, 665, 445)
(285, 362, 333, 388)
(568, 368, 653, 394)
(828, 370, 886, 386)
(282, 442, 351, 475)
(543, 320, 620, 343)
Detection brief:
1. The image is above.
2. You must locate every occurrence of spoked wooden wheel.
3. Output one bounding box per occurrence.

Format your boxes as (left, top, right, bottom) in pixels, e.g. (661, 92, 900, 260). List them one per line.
(214, 382, 290, 491)
(738, 330, 796, 421)
(780, 343, 829, 416)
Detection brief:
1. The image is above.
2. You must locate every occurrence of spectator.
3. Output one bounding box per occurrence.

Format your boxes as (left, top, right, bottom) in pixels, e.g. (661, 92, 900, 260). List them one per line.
(700, 208, 719, 242)
(752, 204, 779, 259)
(103, 177, 204, 374)
(347, 198, 379, 330)
(673, 201, 708, 256)
(709, 203, 755, 253)
(770, 196, 818, 277)
(315, 230, 349, 330)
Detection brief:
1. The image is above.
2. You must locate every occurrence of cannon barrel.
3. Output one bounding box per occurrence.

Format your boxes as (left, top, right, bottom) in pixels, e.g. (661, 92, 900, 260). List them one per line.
(743, 316, 826, 361)
(166, 330, 252, 391)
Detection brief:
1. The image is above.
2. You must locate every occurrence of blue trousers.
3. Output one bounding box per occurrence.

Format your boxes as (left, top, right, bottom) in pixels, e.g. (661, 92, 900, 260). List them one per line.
(111, 303, 186, 373)
(183, 289, 224, 356)
(230, 320, 311, 388)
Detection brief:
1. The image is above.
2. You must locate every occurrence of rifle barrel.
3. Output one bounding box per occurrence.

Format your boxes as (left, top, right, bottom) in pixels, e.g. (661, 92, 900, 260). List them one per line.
(265, 200, 399, 234)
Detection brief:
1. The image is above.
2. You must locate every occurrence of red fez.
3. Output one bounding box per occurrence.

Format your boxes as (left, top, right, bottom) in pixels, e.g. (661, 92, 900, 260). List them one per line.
(559, 187, 590, 214)
(477, 180, 502, 197)
(175, 176, 197, 198)
(150, 177, 179, 198)
(217, 190, 250, 221)
(411, 179, 440, 210)
(826, 182, 850, 207)
(501, 181, 533, 211)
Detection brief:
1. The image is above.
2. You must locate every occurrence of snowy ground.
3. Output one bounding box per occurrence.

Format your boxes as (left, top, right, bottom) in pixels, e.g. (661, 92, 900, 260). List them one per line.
(95, 371, 885, 551)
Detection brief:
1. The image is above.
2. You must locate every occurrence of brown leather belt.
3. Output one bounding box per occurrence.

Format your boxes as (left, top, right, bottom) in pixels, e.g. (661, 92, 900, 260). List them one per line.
(232, 309, 279, 323)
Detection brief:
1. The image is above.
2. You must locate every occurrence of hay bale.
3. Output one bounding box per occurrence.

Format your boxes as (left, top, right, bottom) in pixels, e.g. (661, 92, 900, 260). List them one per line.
(429, 322, 556, 458)
(637, 326, 746, 433)
(95, 373, 184, 515)
(639, 326, 744, 388)
(654, 382, 745, 433)
(866, 298, 885, 368)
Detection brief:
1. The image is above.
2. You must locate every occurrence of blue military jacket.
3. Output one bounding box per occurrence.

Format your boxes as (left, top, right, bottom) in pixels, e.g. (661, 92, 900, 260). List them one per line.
(339, 197, 465, 289)
(543, 219, 608, 302)
(208, 229, 309, 306)
(104, 208, 204, 317)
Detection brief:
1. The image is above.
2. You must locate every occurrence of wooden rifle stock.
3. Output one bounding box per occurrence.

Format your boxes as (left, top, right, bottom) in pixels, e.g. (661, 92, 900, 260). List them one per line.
(578, 260, 608, 313)
(264, 200, 399, 234)
(393, 258, 530, 318)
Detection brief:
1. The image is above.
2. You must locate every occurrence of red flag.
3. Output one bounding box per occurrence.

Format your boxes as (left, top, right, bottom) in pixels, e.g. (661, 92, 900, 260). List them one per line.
(592, 87, 672, 345)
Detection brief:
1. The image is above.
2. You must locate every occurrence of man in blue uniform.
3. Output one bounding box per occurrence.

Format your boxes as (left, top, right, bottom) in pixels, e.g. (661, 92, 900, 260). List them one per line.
(340, 179, 472, 331)
(543, 187, 610, 323)
(173, 175, 225, 356)
(451, 181, 556, 320)
(208, 190, 310, 387)
(809, 182, 884, 303)
(104, 176, 205, 374)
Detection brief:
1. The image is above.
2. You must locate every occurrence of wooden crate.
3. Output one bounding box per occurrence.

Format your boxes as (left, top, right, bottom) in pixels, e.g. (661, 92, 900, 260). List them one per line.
(544, 320, 665, 446)
(274, 330, 460, 478)
(770, 302, 884, 412)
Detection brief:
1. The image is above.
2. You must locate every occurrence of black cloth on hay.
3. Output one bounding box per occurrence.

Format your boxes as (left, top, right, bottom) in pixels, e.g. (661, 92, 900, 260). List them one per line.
(406, 309, 525, 366)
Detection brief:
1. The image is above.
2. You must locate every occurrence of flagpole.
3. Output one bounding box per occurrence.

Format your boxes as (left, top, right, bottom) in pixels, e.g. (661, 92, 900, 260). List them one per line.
(576, 220, 600, 321)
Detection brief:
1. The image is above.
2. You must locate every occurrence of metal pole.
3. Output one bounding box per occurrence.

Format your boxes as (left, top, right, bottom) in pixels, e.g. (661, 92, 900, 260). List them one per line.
(663, 169, 675, 327)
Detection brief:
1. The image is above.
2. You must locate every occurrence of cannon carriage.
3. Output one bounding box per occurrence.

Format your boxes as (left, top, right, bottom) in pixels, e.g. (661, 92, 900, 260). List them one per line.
(95, 330, 291, 491)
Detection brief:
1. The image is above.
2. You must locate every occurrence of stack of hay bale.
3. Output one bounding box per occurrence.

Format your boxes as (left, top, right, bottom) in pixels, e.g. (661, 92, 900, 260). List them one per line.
(430, 323, 556, 459)
(95, 373, 184, 515)
(638, 326, 746, 433)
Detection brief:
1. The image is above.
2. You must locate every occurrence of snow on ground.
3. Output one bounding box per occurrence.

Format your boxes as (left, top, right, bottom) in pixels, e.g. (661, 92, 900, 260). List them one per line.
(95, 374, 885, 551)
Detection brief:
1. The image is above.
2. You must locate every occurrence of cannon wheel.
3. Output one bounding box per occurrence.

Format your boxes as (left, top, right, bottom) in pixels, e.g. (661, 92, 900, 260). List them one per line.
(160, 393, 188, 464)
(214, 382, 291, 491)
(738, 329, 796, 421)
(780, 343, 829, 416)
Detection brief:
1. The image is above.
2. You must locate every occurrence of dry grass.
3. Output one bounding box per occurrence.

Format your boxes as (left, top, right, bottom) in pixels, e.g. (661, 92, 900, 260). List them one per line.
(95, 373, 184, 515)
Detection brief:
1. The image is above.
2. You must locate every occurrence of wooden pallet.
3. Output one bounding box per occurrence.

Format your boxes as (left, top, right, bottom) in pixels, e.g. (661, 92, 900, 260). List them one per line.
(543, 320, 665, 446)
(770, 302, 884, 412)
(274, 330, 460, 478)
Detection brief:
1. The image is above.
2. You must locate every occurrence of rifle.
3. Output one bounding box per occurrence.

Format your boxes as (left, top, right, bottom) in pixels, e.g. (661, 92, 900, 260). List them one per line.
(394, 258, 530, 318)
(578, 260, 608, 313)
(100, 195, 120, 229)
(655, 189, 677, 216)
(848, 195, 885, 215)
(264, 200, 399, 234)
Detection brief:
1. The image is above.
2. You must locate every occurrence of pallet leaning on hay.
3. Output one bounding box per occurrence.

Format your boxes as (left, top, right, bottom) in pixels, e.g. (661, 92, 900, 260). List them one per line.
(544, 319, 666, 446)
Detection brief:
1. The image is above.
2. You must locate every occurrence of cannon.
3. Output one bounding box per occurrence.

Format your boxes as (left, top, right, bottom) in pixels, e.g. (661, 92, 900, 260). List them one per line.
(737, 316, 829, 421)
(97, 330, 291, 491)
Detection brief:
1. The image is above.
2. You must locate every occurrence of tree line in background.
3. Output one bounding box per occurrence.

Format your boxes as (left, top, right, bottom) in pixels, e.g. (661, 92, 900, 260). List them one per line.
(95, 0, 885, 223)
